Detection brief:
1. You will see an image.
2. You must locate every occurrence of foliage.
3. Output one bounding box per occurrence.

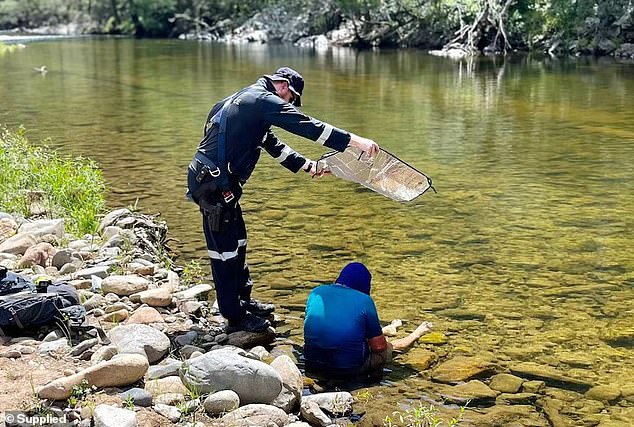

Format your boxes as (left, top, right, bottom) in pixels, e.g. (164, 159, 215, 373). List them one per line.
(0, 0, 631, 53)
(383, 402, 465, 427)
(181, 258, 206, 287)
(0, 126, 106, 236)
(67, 379, 97, 407)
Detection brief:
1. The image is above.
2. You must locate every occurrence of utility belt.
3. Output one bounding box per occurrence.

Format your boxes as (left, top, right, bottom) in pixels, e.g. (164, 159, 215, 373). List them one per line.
(188, 151, 239, 232)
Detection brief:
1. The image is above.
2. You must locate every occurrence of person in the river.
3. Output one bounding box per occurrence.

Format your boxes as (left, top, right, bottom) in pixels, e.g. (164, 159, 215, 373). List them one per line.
(303, 262, 433, 377)
(187, 67, 379, 333)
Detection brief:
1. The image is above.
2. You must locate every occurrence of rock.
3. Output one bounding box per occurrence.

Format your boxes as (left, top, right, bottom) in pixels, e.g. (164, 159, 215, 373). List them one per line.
(0, 233, 38, 255)
(489, 373, 524, 393)
(90, 345, 118, 363)
(300, 399, 332, 427)
(147, 361, 182, 380)
(0, 217, 18, 241)
(18, 242, 56, 267)
(38, 338, 70, 354)
(0, 349, 21, 358)
(52, 249, 73, 269)
(154, 393, 185, 405)
(175, 331, 198, 347)
(70, 338, 98, 356)
(173, 284, 213, 301)
(93, 404, 137, 427)
(220, 404, 289, 427)
(127, 306, 164, 324)
(419, 331, 448, 345)
(271, 355, 303, 412)
(249, 346, 270, 361)
(120, 388, 153, 407)
(74, 266, 110, 279)
(431, 357, 495, 384)
(153, 403, 181, 422)
(102, 309, 129, 323)
(225, 329, 276, 348)
(83, 294, 106, 310)
(101, 275, 150, 296)
(180, 348, 282, 404)
(98, 208, 131, 231)
(438, 380, 499, 405)
(181, 301, 203, 316)
(43, 330, 65, 342)
(203, 390, 240, 415)
(129, 287, 172, 307)
(522, 380, 546, 393)
(180, 345, 204, 359)
(406, 349, 437, 371)
(496, 392, 538, 405)
(18, 219, 64, 238)
(586, 385, 621, 402)
(303, 392, 353, 415)
(145, 376, 189, 396)
(108, 324, 170, 363)
(38, 354, 149, 400)
(510, 362, 593, 392)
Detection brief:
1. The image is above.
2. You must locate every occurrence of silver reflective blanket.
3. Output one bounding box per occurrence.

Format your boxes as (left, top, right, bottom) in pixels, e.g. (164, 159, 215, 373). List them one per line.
(319, 147, 433, 202)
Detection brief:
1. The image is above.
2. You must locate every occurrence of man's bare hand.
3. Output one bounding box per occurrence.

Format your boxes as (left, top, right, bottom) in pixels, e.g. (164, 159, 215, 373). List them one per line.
(349, 133, 379, 157)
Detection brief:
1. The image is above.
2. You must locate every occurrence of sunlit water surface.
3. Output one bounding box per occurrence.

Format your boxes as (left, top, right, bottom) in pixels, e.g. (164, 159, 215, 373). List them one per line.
(2, 38, 634, 418)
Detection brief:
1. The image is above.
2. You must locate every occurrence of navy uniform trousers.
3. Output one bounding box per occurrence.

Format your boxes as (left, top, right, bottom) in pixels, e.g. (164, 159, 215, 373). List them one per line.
(187, 167, 251, 323)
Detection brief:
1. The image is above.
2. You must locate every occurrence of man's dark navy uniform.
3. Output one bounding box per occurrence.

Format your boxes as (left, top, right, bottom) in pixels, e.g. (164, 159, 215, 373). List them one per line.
(187, 67, 379, 332)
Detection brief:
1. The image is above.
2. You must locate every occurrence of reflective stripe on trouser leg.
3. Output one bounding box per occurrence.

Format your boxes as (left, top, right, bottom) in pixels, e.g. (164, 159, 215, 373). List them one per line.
(202, 203, 250, 322)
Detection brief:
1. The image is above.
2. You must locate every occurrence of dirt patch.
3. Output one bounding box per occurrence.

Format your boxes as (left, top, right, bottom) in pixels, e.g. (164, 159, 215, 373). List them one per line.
(0, 347, 89, 412)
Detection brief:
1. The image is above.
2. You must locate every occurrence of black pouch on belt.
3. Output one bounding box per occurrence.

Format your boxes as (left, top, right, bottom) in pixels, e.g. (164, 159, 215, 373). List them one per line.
(199, 198, 223, 232)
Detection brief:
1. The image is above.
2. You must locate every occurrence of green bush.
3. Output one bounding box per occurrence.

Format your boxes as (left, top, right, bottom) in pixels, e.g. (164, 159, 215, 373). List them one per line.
(0, 126, 106, 235)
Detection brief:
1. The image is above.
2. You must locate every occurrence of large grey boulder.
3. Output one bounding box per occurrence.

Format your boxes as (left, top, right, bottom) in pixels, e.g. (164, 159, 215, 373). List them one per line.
(220, 404, 289, 427)
(271, 355, 303, 412)
(180, 349, 282, 404)
(108, 324, 170, 363)
(93, 404, 137, 427)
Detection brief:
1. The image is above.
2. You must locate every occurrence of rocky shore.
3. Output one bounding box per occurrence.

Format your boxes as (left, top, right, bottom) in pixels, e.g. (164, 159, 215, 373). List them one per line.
(0, 208, 632, 426)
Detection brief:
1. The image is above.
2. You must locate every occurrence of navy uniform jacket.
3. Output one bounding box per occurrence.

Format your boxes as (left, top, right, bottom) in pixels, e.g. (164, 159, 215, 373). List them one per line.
(197, 77, 351, 183)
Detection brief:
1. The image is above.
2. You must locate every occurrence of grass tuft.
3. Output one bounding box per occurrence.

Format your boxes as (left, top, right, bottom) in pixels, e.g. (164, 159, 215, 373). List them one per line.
(0, 126, 106, 235)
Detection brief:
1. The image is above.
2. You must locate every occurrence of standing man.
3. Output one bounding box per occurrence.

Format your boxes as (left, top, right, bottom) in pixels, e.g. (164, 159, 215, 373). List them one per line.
(187, 67, 379, 333)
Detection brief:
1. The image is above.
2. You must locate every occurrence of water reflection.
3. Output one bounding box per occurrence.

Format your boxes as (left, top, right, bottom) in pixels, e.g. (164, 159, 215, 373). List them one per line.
(1, 39, 634, 416)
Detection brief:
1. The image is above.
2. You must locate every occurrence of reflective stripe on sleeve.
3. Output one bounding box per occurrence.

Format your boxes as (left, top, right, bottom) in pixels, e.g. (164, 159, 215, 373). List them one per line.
(276, 145, 294, 163)
(316, 124, 333, 145)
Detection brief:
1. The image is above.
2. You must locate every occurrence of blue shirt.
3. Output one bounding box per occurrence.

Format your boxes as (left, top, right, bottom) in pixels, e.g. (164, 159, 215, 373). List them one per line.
(304, 284, 383, 370)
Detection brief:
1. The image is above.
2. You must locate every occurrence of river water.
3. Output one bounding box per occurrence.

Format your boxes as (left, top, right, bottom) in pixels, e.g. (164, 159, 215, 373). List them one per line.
(2, 39, 634, 422)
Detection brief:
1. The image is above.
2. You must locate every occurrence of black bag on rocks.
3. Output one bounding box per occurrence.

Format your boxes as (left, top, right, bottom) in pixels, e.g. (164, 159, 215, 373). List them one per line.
(0, 266, 35, 295)
(0, 269, 85, 331)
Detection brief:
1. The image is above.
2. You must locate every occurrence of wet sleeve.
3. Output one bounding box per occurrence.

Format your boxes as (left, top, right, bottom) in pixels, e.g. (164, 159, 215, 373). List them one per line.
(364, 297, 383, 339)
(261, 130, 307, 173)
(259, 93, 351, 152)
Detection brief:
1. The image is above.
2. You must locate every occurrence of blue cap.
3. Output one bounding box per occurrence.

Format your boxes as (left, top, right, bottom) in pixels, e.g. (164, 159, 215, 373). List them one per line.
(265, 66, 304, 107)
(336, 262, 372, 295)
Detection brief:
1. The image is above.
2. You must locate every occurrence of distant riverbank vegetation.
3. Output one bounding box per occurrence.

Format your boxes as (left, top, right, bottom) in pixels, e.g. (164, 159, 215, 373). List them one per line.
(0, 0, 632, 55)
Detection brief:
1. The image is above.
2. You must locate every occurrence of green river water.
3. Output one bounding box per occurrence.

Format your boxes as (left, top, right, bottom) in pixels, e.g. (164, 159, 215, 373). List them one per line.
(1, 38, 634, 423)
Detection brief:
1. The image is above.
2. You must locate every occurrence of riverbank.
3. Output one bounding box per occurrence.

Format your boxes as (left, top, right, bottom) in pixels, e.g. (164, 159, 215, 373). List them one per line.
(1, 0, 633, 58)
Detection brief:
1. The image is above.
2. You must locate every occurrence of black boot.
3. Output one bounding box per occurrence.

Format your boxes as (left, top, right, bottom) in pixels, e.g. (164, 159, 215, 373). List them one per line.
(227, 312, 270, 333)
(242, 298, 275, 317)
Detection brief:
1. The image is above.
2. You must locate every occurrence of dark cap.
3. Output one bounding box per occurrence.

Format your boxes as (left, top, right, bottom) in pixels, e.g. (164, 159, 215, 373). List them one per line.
(265, 66, 304, 107)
